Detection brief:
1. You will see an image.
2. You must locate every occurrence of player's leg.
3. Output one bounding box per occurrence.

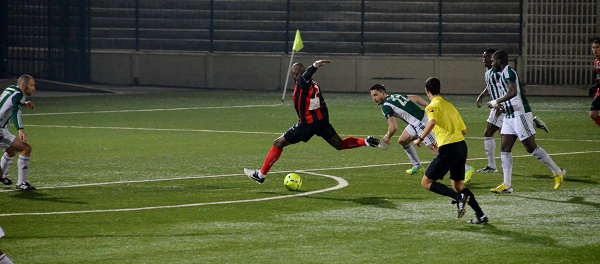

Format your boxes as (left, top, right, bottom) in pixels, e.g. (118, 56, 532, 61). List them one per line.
(0, 153, 14, 185)
(5, 138, 33, 190)
(421, 150, 458, 199)
(244, 124, 299, 183)
(0, 250, 13, 264)
(480, 108, 501, 172)
(0, 129, 15, 186)
(449, 141, 484, 220)
(591, 110, 600, 126)
(321, 123, 383, 150)
(491, 129, 517, 194)
(399, 127, 423, 175)
(590, 97, 600, 126)
(518, 114, 564, 190)
(480, 122, 500, 172)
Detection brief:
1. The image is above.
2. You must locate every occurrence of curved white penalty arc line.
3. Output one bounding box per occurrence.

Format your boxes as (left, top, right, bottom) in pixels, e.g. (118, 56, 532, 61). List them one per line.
(0, 172, 348, 217)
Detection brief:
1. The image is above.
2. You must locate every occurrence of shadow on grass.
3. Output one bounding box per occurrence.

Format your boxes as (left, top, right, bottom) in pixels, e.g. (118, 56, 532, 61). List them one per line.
(530, 174, 599, 185)
(513, 194, 600, 209)
(10, 191, 86, 204)
(461, 224, 561, 248)
(259, 191, 409, 209)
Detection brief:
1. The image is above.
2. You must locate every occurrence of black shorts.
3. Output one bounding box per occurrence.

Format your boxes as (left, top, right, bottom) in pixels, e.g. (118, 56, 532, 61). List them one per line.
(591, 96, 600, 111)
(425, 140, 468, 181)
(283, 119, 337, 144)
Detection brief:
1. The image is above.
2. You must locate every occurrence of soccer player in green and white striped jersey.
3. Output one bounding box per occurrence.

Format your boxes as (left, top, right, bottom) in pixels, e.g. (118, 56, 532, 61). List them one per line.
(370, 84, 475, 180)
(476, 49, 504, 173)
(487, 51, 564, 193)
(0, 74, 37, 190)
(476, 49, 549, 174)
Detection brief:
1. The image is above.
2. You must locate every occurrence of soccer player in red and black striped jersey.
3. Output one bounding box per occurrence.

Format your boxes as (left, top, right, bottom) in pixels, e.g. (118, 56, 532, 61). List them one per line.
(589, 39, 600, 127)
(244, 60, 386, 183)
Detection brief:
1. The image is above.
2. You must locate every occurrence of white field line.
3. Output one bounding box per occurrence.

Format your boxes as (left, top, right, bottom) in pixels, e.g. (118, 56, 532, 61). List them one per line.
(22, 103, 282, 116)
(26, 124, 284, 136)
(22, 124, 600, 143)
(0, 150, 597, 217)
(0, 171, 347, 217)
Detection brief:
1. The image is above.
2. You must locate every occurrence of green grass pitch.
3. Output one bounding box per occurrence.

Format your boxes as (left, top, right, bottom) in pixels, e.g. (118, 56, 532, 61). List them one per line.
(0, 89, 599, 263)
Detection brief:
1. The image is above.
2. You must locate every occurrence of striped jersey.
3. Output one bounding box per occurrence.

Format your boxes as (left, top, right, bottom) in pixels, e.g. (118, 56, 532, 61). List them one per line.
(293, 65, 328, 124)
(380, 94, 427, 127)
(0, 85, 26, 129)
(484, 68, 502, 100)
(497, 65, 532, 118)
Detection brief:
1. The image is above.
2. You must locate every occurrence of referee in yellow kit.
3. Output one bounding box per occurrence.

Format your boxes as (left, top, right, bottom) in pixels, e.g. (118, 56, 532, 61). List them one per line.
(414, 77, 487, 224)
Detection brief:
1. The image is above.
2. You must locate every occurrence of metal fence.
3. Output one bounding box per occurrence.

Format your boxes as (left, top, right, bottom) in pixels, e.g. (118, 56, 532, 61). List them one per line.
(0, 0, 91, 83)
(2, 0, 599, 86)
(523, 0, 600, 85)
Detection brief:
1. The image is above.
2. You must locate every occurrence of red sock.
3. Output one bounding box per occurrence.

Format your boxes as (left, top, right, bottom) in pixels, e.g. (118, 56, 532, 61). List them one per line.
(341, 137, 367, 149)
(260, 146, 283, 175)
(594, 116, 600, 127)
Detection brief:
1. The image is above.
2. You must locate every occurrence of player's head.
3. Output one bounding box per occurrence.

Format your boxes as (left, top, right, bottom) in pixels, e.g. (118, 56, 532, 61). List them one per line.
(592, 39, 600, 59)
(425, 77, 441, 96)
(17, 74, 36, 96)
(491, 50, 508, 72)
(483, 48, 496, 69)
(369, 84, 387, 105)
(290, 62, 305, 82)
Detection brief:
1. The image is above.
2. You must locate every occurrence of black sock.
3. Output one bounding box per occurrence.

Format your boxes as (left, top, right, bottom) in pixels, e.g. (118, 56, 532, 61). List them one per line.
(429, 182, 459, 199)
(461, 188, 484, 217)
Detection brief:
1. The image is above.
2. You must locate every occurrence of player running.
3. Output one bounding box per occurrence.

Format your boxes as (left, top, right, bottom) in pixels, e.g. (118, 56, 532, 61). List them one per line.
(369, 84, 475, 182)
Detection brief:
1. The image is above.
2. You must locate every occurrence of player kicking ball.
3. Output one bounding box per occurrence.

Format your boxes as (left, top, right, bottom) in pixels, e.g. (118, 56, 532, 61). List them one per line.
(244, 60, 386, 183)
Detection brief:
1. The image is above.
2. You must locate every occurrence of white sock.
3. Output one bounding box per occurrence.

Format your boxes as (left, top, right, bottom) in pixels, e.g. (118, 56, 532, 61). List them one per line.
(403, 144, 421, 168)
(17, 156, 30, 185)
(531, 146, 561, 175)
(0, 253, 13, 264)
(500, 152, 513, 187)
(483, 137, 496, 168)
(0, 154, 13, 178)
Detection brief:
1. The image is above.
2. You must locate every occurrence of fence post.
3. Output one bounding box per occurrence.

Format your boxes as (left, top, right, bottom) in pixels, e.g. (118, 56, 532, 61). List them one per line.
(438, 0, 443, 56)
(0, 0, 7, 78)
(209, 0, 214, 53)
(360, 0, 365, 55)
(285, 0, 290, 54)
(135, 0, 140, 51)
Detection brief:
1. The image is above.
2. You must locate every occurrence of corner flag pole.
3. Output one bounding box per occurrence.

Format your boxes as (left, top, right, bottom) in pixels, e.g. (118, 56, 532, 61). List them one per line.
(281, 30, 303, 103)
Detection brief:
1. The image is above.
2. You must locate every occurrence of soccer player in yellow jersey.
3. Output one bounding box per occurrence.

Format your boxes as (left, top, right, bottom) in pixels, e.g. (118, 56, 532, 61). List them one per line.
(414, 77, 487, 224)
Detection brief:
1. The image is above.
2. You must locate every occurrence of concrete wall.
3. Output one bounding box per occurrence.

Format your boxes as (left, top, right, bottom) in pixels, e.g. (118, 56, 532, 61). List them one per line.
(92, 51, 583, 96)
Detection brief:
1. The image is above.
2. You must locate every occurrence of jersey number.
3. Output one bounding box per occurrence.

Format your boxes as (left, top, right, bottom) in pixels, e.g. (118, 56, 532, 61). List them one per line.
(389, 94, 410, 106)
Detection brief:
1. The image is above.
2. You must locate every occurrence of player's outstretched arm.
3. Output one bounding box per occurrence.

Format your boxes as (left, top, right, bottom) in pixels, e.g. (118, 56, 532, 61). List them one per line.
(407, 95, 429, 107)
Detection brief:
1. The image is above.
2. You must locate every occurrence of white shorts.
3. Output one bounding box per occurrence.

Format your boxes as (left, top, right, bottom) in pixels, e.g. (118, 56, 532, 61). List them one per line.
(0, 129, 16, 152)
(487, 107, 504, 128)
(500, 112, 536, 141)
(405, 123, 436, 147)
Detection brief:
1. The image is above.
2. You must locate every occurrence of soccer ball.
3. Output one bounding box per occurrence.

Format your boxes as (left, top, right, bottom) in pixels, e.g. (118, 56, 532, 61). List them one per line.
(284, 173, 302, 191)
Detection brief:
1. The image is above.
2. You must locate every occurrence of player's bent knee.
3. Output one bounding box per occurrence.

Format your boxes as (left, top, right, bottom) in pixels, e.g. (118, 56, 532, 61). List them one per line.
(21, 143, 32, 156)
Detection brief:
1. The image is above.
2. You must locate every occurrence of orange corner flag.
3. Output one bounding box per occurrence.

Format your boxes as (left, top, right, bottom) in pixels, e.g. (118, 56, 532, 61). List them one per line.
(292, 29, 303, 52)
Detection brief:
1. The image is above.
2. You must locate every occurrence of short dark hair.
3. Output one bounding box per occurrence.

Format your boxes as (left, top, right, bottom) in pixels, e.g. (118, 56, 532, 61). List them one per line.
(594, 39, 600, 45)
(425, 77, 440, 95)
(492, 50, 509, 64)
(485, 48, 496, 54)
(370, 83, 386, 92)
